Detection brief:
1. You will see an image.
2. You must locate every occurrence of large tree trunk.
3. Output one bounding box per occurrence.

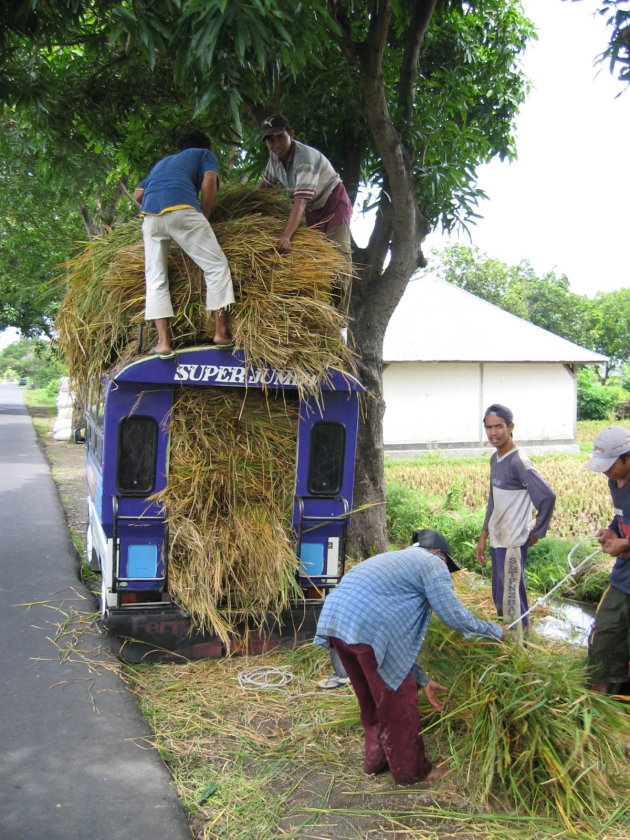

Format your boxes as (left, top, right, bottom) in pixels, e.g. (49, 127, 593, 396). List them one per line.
(332, 0, 434, 557)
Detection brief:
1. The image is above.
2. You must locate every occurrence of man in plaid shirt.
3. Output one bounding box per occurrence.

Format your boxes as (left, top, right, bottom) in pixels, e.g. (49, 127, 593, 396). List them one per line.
(314, 529, 505, 785)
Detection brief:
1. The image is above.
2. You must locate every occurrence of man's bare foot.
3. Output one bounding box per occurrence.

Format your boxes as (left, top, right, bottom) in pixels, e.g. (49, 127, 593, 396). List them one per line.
(425, 764, 447, 781)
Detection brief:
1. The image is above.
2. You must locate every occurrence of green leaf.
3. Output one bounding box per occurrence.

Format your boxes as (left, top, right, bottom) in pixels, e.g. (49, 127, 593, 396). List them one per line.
(197, 782, 219, 803)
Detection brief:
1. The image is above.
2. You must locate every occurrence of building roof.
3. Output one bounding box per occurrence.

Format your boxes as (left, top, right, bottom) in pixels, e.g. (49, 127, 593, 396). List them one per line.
(383, 274, 607, 364)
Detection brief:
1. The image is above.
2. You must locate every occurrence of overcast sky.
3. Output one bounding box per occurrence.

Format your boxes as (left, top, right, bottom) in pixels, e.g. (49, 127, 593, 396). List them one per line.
(422, 0, 630, 296)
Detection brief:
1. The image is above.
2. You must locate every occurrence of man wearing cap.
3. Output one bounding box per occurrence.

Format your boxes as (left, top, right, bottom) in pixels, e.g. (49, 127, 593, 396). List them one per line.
(258, 114, 353, 261)
(476, 404, 556, 630)
(584, 425, 630, 693)
(314, 529, 505, 785)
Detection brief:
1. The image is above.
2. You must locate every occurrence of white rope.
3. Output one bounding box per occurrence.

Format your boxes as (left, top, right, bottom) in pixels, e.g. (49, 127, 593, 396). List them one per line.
(236, 665, 294, 690)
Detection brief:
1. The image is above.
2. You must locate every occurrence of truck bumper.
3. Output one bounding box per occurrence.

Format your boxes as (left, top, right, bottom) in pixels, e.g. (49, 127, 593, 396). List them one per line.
(103, 601, 324, 663)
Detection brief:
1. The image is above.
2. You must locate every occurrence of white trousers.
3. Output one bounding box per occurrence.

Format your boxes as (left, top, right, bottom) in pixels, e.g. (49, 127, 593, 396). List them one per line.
(142, 208, 234, 320)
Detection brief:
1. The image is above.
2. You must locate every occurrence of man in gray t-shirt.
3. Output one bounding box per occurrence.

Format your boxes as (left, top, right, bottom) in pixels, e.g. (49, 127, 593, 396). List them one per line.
(258, 114, 353, 266)
(475, 404, 556, 629)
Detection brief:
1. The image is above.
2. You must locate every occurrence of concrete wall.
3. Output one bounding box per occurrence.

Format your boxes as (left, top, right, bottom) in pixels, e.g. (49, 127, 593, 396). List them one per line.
(383, 361, 578, 458)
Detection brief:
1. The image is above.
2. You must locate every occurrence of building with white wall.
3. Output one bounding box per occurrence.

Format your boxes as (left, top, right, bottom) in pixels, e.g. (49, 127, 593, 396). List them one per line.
(383, 275, 606, 458)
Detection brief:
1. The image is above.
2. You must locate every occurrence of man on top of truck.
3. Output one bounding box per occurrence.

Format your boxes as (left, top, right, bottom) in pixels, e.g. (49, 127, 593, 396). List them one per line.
(134, 129, 235, 359)
(258, 114, 353, 260)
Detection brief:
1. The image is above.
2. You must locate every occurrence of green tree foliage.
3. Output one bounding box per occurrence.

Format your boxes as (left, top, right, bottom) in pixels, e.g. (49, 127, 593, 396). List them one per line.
(0, 337, 65, 387)
(0, 0, 535, 554)
(596, 0, 630, 85)
(576, 365, 626, 419)
(586, 288, 630, 379)
(0, 124, 84, 336)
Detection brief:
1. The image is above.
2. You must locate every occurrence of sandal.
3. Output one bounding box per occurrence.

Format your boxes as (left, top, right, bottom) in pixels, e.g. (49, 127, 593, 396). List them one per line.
(150, 346, 176, 360)
(317, 674, 351, 690)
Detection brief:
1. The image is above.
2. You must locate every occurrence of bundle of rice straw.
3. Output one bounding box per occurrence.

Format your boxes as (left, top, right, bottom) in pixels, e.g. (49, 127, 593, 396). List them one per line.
(422, 620, 630, 833)
(55, 185, 355, 636)
(155, 387, 302, 641)
(55, 185, 354, 399)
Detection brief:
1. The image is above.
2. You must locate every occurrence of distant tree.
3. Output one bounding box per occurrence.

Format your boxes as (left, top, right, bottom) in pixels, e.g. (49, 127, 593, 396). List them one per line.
(436, 244, 592, 347)
(586, 288, 630, 381)
(0, 337, 65, 386)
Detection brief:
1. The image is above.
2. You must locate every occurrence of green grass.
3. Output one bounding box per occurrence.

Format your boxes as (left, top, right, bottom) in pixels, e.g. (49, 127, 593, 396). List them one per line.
(22, 386, 57, 411)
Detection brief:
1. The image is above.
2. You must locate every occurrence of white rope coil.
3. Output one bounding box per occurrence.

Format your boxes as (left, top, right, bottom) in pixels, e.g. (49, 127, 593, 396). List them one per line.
(236, 665, 294, 690)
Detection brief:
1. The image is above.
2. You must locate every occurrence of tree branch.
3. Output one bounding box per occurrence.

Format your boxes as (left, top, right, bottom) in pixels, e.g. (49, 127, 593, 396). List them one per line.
(397, 0, 439, 120)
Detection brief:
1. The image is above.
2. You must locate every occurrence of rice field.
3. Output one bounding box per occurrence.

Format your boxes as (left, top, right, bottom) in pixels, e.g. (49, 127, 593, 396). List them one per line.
(385, 452, 613, 541)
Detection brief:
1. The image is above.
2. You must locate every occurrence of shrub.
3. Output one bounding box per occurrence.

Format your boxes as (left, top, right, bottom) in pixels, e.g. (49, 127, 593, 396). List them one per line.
(385, 481, 436, 546)
(577, 366, 625, 420)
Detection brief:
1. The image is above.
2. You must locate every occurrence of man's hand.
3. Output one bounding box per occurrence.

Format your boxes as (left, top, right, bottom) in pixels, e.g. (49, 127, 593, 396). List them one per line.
(276, 235, 292, 253)
(422, 679, 448, 712)
(598, 528, 630, 556)
(276, 197, 306, 254)
(527, 533, 539, 547)
(476, 533, 488, 565)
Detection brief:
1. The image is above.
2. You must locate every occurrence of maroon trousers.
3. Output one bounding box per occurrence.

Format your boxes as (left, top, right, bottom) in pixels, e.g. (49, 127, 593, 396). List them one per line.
(330, 637, 433, 783)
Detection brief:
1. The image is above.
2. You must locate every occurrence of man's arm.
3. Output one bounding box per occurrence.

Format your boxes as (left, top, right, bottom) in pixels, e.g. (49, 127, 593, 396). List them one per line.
(133, 188, 144, 207)
(422, 560, 504, 642)
(525, 468, 556, 542)
(277, 197, 307, 252)
(200, 171, 219, 218)
(477, 479, 493, 564)
(476, 529, 489, 564)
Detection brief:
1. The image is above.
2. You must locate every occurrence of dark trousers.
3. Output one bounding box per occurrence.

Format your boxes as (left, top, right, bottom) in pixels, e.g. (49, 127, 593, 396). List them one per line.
(490, 545, 530, 628)
(330, 637, 433, 783)
(588, 584, 630, 685)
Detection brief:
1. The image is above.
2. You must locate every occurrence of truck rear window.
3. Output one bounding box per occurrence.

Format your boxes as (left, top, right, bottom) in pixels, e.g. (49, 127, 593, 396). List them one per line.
(308, 422, 345, 495)
(117, 416, 158, 495)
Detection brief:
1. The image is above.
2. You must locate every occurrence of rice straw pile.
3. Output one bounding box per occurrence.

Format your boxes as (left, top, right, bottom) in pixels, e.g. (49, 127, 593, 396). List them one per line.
(422, 622, 630, 833)
(54, 184, 354, 398)
(54, 184, 356, 637)
(156, 387, 302, 640)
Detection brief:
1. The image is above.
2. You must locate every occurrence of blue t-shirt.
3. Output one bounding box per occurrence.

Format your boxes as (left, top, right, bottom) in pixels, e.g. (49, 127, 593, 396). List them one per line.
(608, 478, 630, 594)
(137, 147, 219, 215)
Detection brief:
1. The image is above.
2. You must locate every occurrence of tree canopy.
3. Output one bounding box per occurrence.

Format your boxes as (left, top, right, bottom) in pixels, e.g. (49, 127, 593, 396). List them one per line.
(595, 0, 630, 85)
(1, 0, 536, 553)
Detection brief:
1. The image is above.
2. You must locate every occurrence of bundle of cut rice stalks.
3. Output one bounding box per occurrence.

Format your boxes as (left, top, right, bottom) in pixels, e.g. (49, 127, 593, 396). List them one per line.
(54, 185, 356, 637)
(422, 622, 630, 834)
(156, 387, 301, 641)
(55, 185, 354, 398)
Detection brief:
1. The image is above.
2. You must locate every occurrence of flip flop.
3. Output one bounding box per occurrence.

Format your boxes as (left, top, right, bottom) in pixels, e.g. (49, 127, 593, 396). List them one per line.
(212, 340, 235, 350)
(150, 346, 176, 360)
(317, 675, 351, 690)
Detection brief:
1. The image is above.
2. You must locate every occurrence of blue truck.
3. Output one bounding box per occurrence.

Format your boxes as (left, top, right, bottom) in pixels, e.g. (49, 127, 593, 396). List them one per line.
(82, 345, 362, 662)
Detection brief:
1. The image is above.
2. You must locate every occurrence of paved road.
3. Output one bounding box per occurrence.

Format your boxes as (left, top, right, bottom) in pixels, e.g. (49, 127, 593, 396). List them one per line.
(0, 385, 191, 840)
